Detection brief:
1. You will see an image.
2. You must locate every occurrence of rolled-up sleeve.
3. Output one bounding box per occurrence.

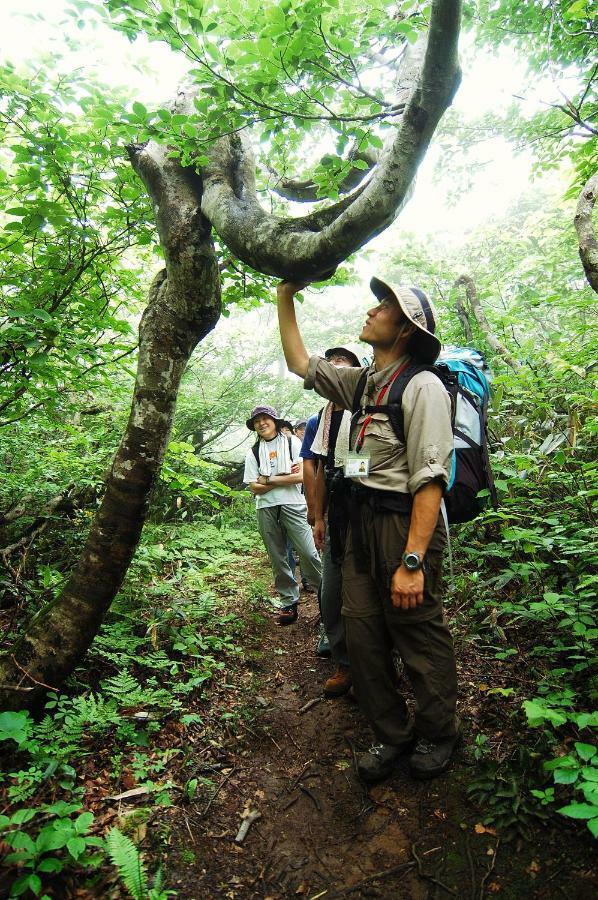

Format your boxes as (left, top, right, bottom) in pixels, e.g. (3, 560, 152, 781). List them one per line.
(403, 375, 453, 496)
(304, 355, 365, 410)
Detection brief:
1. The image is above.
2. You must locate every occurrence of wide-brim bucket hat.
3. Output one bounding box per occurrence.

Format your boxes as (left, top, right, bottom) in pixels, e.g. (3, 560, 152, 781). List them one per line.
(325, 346, 362, 367)
(246, 405, 283, 431)
(370, 277, 441, 363)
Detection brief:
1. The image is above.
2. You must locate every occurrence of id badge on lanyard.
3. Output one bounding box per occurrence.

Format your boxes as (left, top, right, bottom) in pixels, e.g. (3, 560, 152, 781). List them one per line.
(344, 451, 371, 478)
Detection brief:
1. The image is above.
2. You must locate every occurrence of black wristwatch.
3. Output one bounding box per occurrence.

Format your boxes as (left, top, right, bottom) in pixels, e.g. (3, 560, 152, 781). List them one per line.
(402, 551, 424, 571)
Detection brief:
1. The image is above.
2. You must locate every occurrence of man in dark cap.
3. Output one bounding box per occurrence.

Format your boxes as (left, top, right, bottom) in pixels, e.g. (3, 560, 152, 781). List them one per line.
(276, 279, 460, 780)
(243, 405, 322, 625)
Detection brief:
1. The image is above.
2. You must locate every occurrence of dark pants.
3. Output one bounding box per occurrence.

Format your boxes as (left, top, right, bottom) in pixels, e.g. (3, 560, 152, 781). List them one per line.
(320, 523, 349, 666)
(341, 503, 458, 745)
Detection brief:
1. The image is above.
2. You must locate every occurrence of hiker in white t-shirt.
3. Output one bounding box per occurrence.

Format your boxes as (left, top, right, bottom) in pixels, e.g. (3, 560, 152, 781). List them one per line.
(243, 405, 322, 626)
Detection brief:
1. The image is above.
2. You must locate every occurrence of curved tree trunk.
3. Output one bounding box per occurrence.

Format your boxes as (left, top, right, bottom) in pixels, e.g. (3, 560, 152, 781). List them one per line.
(574, 171, 598, 294)
(454, 275, 521, 371)
(0, 149, 221, 709)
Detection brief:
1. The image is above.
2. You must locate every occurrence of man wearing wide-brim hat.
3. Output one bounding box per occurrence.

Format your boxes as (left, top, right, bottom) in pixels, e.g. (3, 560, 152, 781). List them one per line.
(243, 405, 322, 626)
(276, 277, 460, 781)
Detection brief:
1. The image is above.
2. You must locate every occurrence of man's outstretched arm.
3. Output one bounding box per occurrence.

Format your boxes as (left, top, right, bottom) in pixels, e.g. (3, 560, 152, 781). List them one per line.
(277, 282, 310, 378)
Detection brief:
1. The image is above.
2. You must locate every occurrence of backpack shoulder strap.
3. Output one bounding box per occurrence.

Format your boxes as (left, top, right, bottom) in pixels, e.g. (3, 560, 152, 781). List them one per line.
(384, 363, 434, 445)
(351, 370, 368, 414)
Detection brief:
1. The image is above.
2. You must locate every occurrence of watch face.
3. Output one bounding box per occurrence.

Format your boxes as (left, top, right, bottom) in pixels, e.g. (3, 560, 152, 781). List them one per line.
(403, 552, 422, 570)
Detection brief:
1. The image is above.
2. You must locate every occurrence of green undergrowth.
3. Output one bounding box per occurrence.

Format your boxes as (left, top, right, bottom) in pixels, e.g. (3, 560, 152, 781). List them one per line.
(0, 502, 264, 898)
(449, 432, 597, 841)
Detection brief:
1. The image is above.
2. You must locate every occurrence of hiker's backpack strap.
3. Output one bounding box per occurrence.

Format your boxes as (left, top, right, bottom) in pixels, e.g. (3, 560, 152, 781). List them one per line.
(478, 390, 499, 509)
(351, 370, 368, 415)
(349, 369, 369, 443)
(380, 363, 449, 445)
(253, 434, 295, 469)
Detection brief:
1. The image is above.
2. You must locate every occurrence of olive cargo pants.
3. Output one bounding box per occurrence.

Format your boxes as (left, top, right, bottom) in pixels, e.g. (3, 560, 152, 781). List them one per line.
(342, 503, 458, 745)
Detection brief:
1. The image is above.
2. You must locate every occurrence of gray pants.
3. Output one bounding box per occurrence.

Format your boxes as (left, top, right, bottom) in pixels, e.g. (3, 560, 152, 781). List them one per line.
(320, 525, 349, 666)
(257, 505, 322, 607)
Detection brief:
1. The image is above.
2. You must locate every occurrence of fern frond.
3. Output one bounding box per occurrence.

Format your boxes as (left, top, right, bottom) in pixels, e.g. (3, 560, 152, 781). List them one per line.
(106, 827, 148, 900)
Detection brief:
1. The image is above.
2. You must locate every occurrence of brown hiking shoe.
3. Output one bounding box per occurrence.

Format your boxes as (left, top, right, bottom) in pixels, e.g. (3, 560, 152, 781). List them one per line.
(323, 665, 352, 698)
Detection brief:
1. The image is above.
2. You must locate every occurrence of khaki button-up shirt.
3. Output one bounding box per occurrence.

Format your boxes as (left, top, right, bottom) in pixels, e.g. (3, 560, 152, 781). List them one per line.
(304, 353, 453, 495)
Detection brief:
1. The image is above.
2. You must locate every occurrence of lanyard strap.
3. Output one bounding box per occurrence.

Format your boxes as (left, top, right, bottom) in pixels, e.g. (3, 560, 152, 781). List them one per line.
(355, 361, 409, 452)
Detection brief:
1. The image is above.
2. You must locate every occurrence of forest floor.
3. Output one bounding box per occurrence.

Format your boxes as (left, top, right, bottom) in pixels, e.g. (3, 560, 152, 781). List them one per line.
(152, 551, 595, 900)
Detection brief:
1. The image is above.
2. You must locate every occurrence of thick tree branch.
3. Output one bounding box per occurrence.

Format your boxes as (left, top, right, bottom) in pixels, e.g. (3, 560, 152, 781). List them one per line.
(200, 0, 462, 281)
(455, 276, 522, 371)
(574, 171, 598, 294)
(455, 295, 473, 342)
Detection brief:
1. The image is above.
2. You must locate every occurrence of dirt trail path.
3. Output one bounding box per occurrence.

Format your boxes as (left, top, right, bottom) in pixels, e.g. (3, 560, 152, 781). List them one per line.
(165, 556, 595, 900)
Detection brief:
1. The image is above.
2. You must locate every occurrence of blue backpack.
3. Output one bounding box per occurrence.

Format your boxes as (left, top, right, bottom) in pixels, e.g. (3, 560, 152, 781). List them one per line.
(351, 348, 498, 523)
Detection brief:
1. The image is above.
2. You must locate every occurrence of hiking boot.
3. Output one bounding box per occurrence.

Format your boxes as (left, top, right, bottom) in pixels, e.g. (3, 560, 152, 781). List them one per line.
(276, 605, 298, 626)
(356, 741, 412, 783)
(316, 624, 331, 658)
(409, 730, 462, 780)
(323, 665, 352, 698)
(302, 579, 317, 594)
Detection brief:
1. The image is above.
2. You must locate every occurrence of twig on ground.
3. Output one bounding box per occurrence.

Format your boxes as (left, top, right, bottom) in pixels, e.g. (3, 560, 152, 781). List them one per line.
(280, 716, 301, 750)
(299, 782, 322, 812)
(412, 843, 457, 896)
(287, 759, 314, 794)
(245, 721, 283, 752)
(344, 736, 359, 774)
(201, 766, 236, 817)
(235, 809, 262, 843)
(0, 683, 34, 692)
(299, 697, 322, 714)
(11, 656, 59, 692)
(479, 838, 500, 900)
(182, 812, 196, 844)
(282, 794, 299, 811)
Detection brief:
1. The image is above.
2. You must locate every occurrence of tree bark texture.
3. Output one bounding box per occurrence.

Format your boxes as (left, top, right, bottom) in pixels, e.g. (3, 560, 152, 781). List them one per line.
(455, 296, 473, 342)
(455, 275, 522, 372)
(200, 0, 461, 281)
(0, 148, 221, 709)
(574, 171, 598, 295)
